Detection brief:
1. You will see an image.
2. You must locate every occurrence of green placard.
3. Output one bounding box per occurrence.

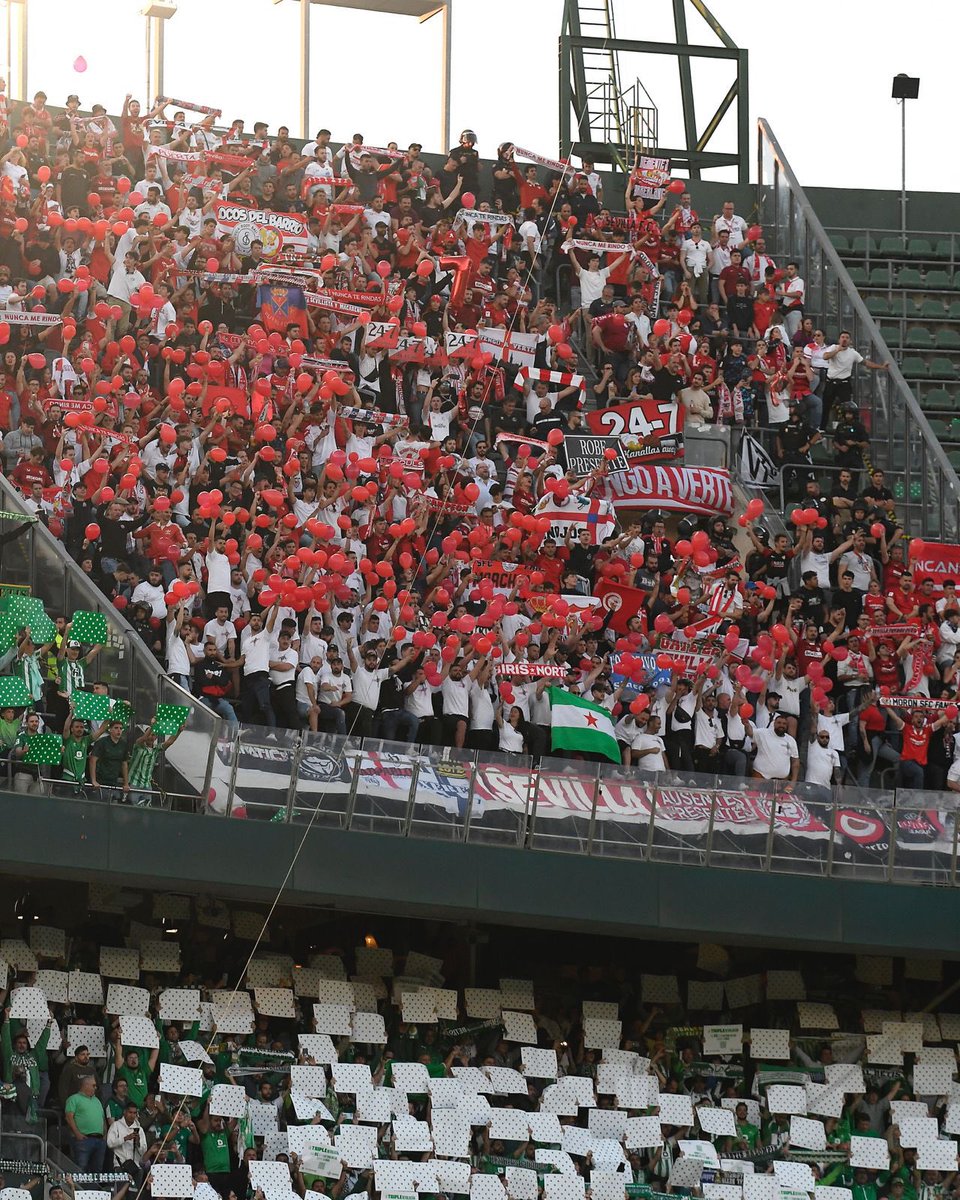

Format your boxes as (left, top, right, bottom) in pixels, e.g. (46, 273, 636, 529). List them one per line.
(24, 733, 64, 765)
(70, 610, 108, 645)
(0, 613, 21, 651)
(151, 704, 190, 736)
(0, 676, 32, 707)
(71, 691, 112, 721)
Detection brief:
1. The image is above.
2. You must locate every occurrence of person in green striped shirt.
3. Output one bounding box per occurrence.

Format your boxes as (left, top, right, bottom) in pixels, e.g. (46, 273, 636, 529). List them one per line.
(60, 715, 91, 792)
(128, 726, 181, 807)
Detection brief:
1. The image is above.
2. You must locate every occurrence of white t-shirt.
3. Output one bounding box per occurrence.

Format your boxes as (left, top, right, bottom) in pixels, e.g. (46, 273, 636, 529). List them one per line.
(469, 680, 495, 731)
(825, 345, 864, 380)
(317, 667, 350, 705)
(839, 552, 873, 592)
(751, 727, 798, 780)
(352, 664, 388, 710)
(206, 549, 231, 593)
(242, 629, 276, 675)
(269, 645, 298, 686)
(775, 674, 807, 717)
(576, 264, 610, 308)
(806, 740, 840, 786)
(108, 265, 146, 303)
(817, 711, 850, 752)
(202, 618, 236, 653)
(498, 721, 525, 752)
(131, 581, 166, 620)
(295, 664, 319, 706)
(632, 733, 668, 772)
(441, 676, 470, 718)
(800, 550, 831, 589)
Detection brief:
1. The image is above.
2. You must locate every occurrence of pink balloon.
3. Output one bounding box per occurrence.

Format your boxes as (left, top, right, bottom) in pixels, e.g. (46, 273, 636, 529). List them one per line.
(73, 56, 88, 72)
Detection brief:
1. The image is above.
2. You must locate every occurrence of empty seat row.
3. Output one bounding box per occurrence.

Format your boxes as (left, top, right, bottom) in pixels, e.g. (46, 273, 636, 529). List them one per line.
(900, 356, 959, 379)
(831, 232, 960, 260)
(847, 266, 960, 289)
(866, 296, 960, 319)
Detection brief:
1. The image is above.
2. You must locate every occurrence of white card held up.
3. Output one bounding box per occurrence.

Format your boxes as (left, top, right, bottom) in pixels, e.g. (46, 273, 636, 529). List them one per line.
(850, 1136, 890, 1170)
(914, 1063, 955, 1095)
(35, 970, 68, 1004)
(436, 1162, 471, 1194)
(120, 1015, 159, 1049)
(939, 1015, 960, 1040)
(723, 975, 763, 1009)
(249, 1100, 278, 1136)
(897, 1117, 940, 1148)
(159, 1063, 203, 1097)
(882, 1021, 924, 1053)
(286, 1125, 332, 1155)
(521, 1047, 558, 1079)
(332, 1062, 372, 1094)
(209, 1084, 249, 1118)
(624, 1116, 663, 1148)
(1, 940, 37, 971)
(582, 1001, 619, 1019)
(159, 989, 201, 1022)
(668, 1159, 703, 1191)
(401, 992, 438, 1024)
(590, 1174, 626, 1200)
(140, 941, 181, 973)
(528, 1112, 564, 1143)
(392, 1061, 431, 1094)
(355, 945, 393, 977)
(867, 1035, 903, 1066)
(789, 1116, 827, 1151)
(797, 1002, 838, 1030)
(430, 1076, 465, 1109)
(67, 972, 104, 1006)
(773, 1161, 815, 1192)
(290, 1065, 328, 1097)
(503, 1011, 538, 1043)
(945, 1105, 960, 1136)
(617, 1075, 659, 1110)
(490, 1108, 531, 1142)
(657, 1093, 694, 1127)
(313, 1003, 351, 1035)
(249, 1163, 292, 1195)
(704, 1187, 743, 1200)
(487, 1066, 528, 1095)
(766, 1085, 807, 1115)
(10, 987, 49, 1020)
(100, 946, 141, 980)
(500, 979, 536, 1010)
(703, 1025, 743, 1056)
(535, 1150, 576, 1176)
(355, 1088, 394, 1124)
(890, 1101, 928, 1124)
(393, 1116, 434, 1153)
(697, 1107, 737, 1137)
(298, 1034, 338, 1064)
(815, 1189, 852, 1200)
(583, 1018, 622, 1049)
(336, 1123, 379, 1169)
(804, 1084, 844, 1119)
(543, 1176, 585, 1200)
(917, 1141, 959, 1172)
(505, 1169, 539, 1200)
(150, 1165, 194, 1198)
(262, 1132, 289, 1162)
(749, 1029, 790, 1060)
(351, 1011, 386, 1043)
(432, 1111, 472, 1158)
(373, 1162, 418, 1193)
(255, 988, 296, 1019)
(107, 984, 150, 1016)
(823, 1064, 865, 1094)
(177, 1040, 213, 1065)
(66, 1024, 106, 1057)
(743, 1177, 778, 1200)
(405, 950, 444, 980)
(588, 1109, 627, 1140)
(471, 1178, 507, 1200)
(29, 925, 66, 959)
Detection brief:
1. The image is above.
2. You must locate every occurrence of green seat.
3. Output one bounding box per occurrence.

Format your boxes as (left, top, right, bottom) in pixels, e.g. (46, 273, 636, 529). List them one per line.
(847, 266, 868, 287)
(948, 301, 960, 320)
(900, 356, 929, 378)
(878, 322, 901, 343)
(920, 298, 947, 318)
(879, 236, 904, 257)
(865, 296, 891, 317)
(898, 267, 924, 287)
(829, 232, 850, 254)
(935, 239, 956, 261)
(930, 356, 958, 379)
(908, 238, 934, 259)
(936, 328, 960, 350)
(851, 234, 878, 257)
(928, 419, 951, 439)
(869, 266, 892, 287)
(905, 327, 934, 349)
(920, 388, 952, 411)
(947, 419, 960, 442)
(948, 450, 960, 472)
(926, 269, 953, 289)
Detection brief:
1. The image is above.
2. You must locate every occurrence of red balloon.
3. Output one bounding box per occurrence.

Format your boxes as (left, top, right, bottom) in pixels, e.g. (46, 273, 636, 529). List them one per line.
(677, 308, 693, 327)
(461, 192, 476, 208)
(85, 523, 101, 541)
(667, 179, 686, 194)
(416, 260, 434, 278)
(653, 319, 670, 337)
(870, 522, 885, 538)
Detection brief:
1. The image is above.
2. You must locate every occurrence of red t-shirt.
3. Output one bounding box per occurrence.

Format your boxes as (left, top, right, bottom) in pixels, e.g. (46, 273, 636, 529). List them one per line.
(901, 722, 932, 764)
(593, 313, 630, 353)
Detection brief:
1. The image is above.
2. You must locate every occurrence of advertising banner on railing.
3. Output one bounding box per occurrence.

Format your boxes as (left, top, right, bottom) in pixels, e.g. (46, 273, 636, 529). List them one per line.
(908, 538, 960, 587)
(189, 734, 957, 873)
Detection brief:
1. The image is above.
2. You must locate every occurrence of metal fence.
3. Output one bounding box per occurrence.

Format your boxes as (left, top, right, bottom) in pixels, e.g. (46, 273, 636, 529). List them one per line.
(756, 119, 960, 541)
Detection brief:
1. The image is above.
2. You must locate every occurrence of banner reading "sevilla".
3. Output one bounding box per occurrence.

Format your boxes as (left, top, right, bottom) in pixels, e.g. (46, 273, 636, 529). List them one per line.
(599, 465, 735, 517)
(909, 539, 960, 587)
(213, 203, 309, 261)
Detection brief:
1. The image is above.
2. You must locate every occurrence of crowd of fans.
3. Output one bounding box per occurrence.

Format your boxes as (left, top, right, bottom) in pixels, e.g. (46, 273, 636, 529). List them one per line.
(0, 916, 957, 1200)
(0, 84, 954, 797)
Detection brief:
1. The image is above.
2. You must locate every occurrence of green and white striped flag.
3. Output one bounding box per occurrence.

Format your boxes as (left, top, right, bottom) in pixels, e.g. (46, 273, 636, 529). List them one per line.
(548, 686, 621, 763)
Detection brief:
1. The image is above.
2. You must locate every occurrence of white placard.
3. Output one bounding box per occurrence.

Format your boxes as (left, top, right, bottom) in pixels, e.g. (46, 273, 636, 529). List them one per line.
(35, 970, 68, 1004)
(355, 945, 393, 976)
(703, 1024, 742, 1056)
(313, 1003, 351, 1035)
(472, 1178, 507, 1200)
(521, 1047, 558, 1079)
(351, 1011, 386, 1043)
(528, 1112, 564, 1143)
(668, 1160, 703, 1191)
(394, 1115, 433, 1153)
(66, 1024, 106, 1057)
(316, 979, 354, 1007)
(505, 1169, 539, 1200)
(432, 1111, 472, 1158)
(917, 1141, 960, 1171)
(583, 1018, 622, 1049)
(336, 1123, 380, 1169)
(356, 1088, 395, 1123)
(141, 941, 181, 972)
(107, 984, 150, 1016)
(209, 1084, 249, 1118)
(332, 1062, 372, 1093)
(624, 1116, 663, 1148)
(797, 1002, 838, 1030)
(898, 1117, 940, 1148)
(30, 926, 66, 959)
(582, 1001, 619, 1019)
(773, 1161, 815, 1192)
(543, 1177, 585, 1200)
(789, 1116, 827, 1151)
(158, 1063, 203, 1096)
(249, 1100, 279, 1136)
(891, 1100, 928, 1123)
(766, 1085, 807, 1115)
(1, 939, 37, 971)
(255, 988, 296, 1019)
(176, 1040, 212, 1064)
(749, 1029, 790, 1060)
(588, 1109, 627, 1140)
(867, 1034, 904, 1065)
(299, 1033, 338, 1064)
(119, 1015, 159, 1049)
(617, 1075, 659, 1110)
(697, 1107, 737, 1137)
(487, 1066, 528, 1095)
(535, 1150, 576, 1177)
(657, 1093, 694, 1127)
(393, 1061, 431, 1095)
(503, 1011, 538, 1043)
(464, 988, 502, 1018)
(150, 1165, 194, 1198)
(100, 946, 141, 980)
(490, 1108, 531, 1141)
(437, 1162, 472, 1194)
(805, 1084, 844, 1119)
(401, 992, 438, 1024)
(10, 987, 49, 1019)
(823, 1064, 865, 1093)
(882, 1021, 923, 1053)
(743, 1178, 778, 1200)
(159, 989, 201, 1022)
(850, 1136, 890, 1170)
(290, 1065, 329, 1097)
(249, 1162, 294, 1195)
(914, 1063, 955, 1094)
(287, 1125, 332, 1155)
(724, 975, 763, 1009)
(688, 981, 725, 1010)
(263, 1132, 289, 1162)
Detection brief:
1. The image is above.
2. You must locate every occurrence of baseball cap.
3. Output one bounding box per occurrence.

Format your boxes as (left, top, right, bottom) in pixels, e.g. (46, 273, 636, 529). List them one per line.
(67, 640, 81, 649)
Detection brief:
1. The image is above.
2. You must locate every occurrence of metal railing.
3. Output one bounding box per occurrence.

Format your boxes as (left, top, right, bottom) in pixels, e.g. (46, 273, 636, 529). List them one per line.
(16, 722, 960, 889)
(0, 474, 222, 801)
(756, 119, 960, 541)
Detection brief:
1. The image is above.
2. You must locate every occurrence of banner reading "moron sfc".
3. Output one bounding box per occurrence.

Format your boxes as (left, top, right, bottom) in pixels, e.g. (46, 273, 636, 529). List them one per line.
(598, 465, 735, 516)
(213, 203, 309, 260)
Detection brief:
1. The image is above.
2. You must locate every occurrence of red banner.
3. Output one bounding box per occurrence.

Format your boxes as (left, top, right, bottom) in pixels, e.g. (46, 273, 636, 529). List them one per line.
(595, 579, 648, 633)
(909, 539, 960, 587)
(598, 465, 735, 517)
